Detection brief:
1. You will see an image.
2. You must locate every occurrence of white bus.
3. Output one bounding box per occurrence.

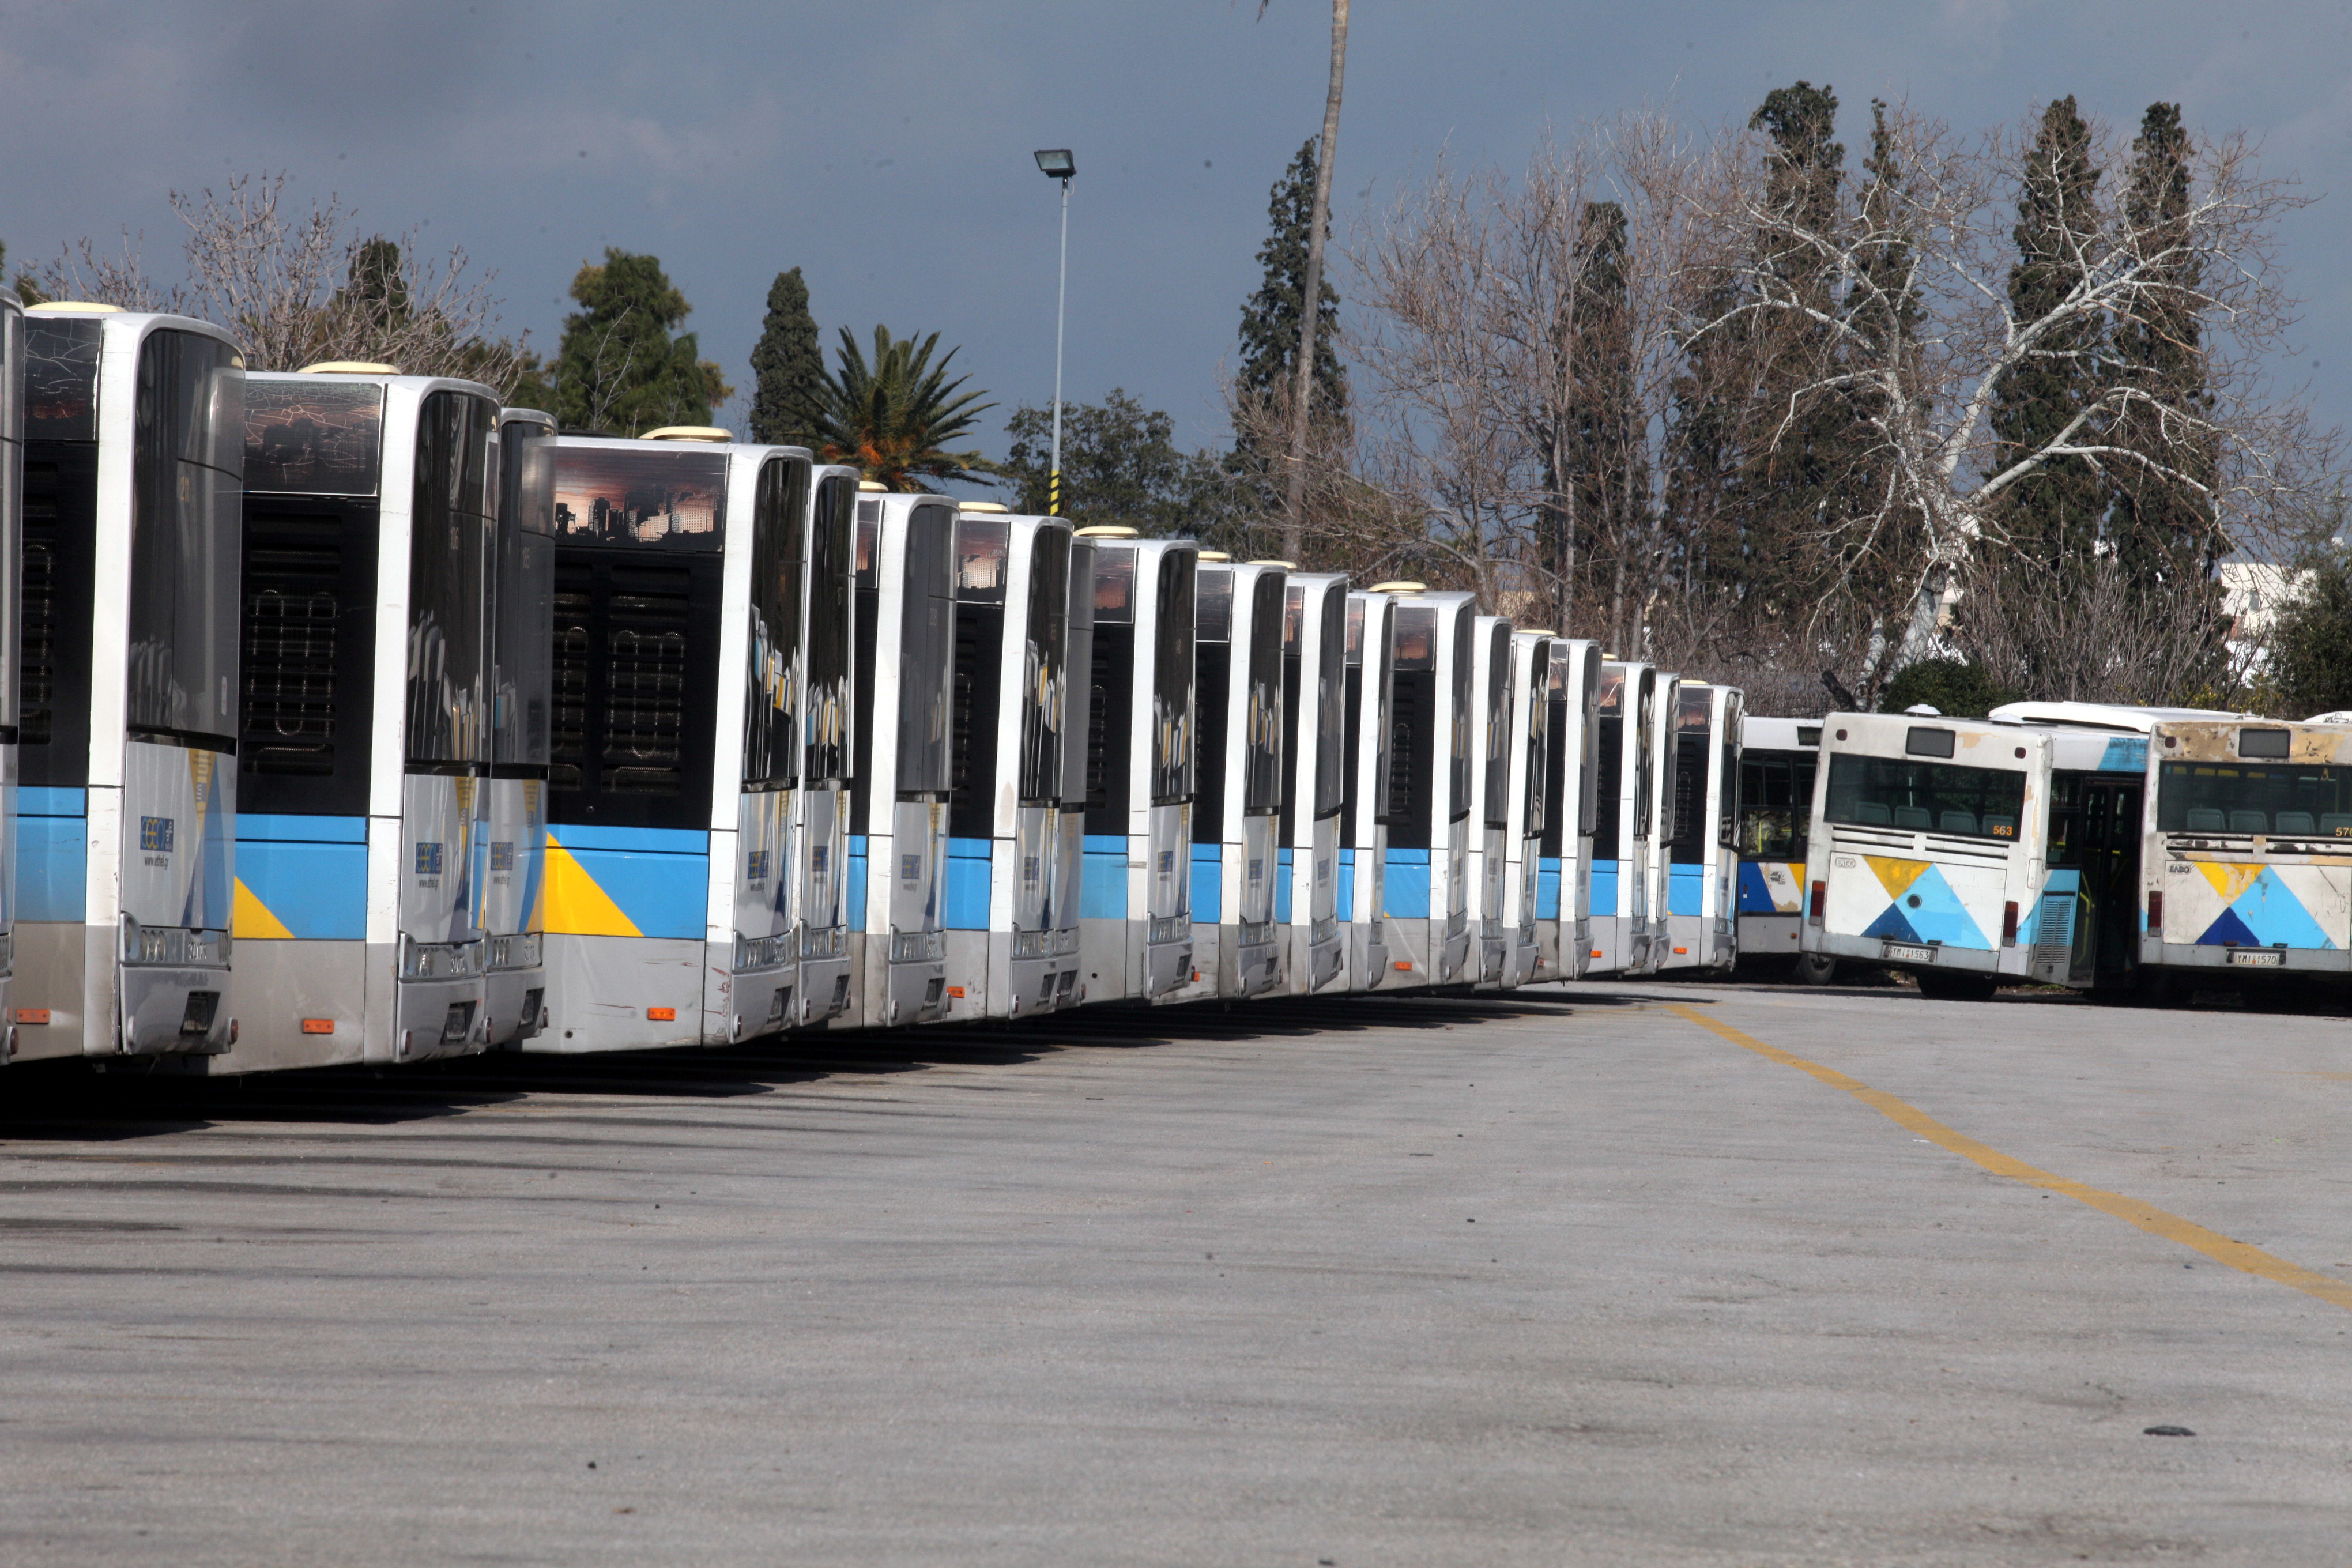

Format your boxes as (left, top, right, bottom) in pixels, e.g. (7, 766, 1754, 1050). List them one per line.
(1174, 557, 1287, 1001)
(1377, 587, 1476, 989)
(1531, 638, 1602, 985)
(1585, 660, 1657, 977)
(1464, 614, 1516, 986)
(18, 306, 242, 1063)
(1495, 630, 1551, 987)
(1657, 681, 1742, 972)
(1735, 715, 1822, 978)
(1278, 570, 1349, 994)
(1337, 589, 1396, 989)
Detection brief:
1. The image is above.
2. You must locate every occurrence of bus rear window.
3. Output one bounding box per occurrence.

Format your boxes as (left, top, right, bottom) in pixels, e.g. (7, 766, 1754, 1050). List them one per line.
(2158, 760, 2352, 836)
(1824, 753, 2025, 840)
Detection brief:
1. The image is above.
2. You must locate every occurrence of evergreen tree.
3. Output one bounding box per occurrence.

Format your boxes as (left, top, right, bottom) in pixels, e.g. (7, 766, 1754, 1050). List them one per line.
(748, 266, 825, 449)
(1002, 390, 1241, 537)
(2112, 103, 2220, 605)
(1551, 201, 1648, 641)
(1988, 98, 2108, 586)
(552, 248, 732, 436)
(1835, 100, 1928, 638)
(2267, 548, 2352, 717)
(1233, 138, 1349, 477)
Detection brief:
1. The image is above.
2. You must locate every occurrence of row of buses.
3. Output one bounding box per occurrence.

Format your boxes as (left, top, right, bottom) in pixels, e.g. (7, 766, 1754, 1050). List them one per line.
(0, 301, 2335, 1078)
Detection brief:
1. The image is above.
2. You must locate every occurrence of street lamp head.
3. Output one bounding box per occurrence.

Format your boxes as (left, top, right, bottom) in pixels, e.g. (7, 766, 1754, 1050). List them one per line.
(1034, 148, 1076, 179)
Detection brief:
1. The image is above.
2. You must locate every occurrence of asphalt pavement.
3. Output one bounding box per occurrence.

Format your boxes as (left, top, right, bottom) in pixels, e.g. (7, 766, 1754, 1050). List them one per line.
(2, 977, 2348, 1566)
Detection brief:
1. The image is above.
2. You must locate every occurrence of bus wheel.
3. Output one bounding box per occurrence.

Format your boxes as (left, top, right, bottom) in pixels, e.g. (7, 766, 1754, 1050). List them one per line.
(1795, 952, 1838, 987)
(1916, 970, 1996, 1002)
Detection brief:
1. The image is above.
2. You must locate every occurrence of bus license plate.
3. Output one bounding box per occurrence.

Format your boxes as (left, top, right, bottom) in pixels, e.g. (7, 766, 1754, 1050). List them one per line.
(1884, 942, 1933, 963)
(2228, 949, 2283, 968)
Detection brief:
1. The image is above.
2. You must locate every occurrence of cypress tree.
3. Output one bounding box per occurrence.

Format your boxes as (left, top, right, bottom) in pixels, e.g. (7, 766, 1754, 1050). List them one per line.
(1554, 201, 1647, 643)
(1234, 138, 1349, 481)
(1988, 98, 2108, 586)
(552, 248, 732, 436)
(2112, 103, 2219, 601)
(1838, 100, 1928, 639)
(748, 266, 824, 449)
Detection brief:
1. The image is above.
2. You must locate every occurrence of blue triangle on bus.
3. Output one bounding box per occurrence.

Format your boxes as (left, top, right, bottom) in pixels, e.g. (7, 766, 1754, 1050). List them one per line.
(2195, 906, 2260, 948)
(1861, 904, 1922, 944)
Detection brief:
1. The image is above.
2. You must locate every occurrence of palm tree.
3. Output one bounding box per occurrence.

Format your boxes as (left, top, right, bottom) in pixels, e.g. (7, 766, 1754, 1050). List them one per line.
(808, 325, 997, 490)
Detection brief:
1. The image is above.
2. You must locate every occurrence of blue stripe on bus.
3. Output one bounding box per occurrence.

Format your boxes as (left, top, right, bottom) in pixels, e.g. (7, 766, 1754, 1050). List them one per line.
(560, 848, 707, 939)
(1537, 862, 1561, 920)
(1384, 846, 1430, 919)
(20, 787, 85, 817)
(549, 823, 711, 854)
(239, 839, 368, 939)
(1337, 846, 1355, 920)
(846, 834, 868, 926)
(1275, 846, 1294, 924)
(1669, 861, 1705, 915)
(238, 813, 368, 843)
(944, 837, 992, 929)
(2099, 737, 2150, 773)
(1592, 862, 1619, 916)
(20, 816, 86, 921)
(1081, 842, 1128, 919)
(1191, 843, 1222, 924)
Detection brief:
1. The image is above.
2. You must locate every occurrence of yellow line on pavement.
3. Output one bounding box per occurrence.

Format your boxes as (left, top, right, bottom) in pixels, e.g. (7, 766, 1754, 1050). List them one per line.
(1666, 1003, 2352, 1314)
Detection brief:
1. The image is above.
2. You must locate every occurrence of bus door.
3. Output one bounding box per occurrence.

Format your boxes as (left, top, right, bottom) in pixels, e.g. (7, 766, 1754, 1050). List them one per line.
(2040, 771, 2142, 987)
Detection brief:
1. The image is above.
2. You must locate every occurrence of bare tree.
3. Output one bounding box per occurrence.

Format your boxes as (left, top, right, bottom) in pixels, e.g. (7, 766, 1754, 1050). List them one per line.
(32, 174, 530, 396)
(1681, 102, 2328, 685)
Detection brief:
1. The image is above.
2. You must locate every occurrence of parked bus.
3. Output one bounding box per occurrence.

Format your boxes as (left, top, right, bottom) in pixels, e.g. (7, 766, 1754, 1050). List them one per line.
(1735, 715, 1822, 978)
(1174, 557, 1287, 1001)
(1657, 681, 1743, 972)
(1377, 586, 1476, 989)
(0, 296, 21, 1050)
(1072, 529, 1197, 1002)
(17, 306, 241, 1064)
(1585, 661, 1657, 977)
(1532, 638, 1603, 985)
(840, 485, 956, 1028)
(943, 504, 1077, 1017)
(1279, 570, 1349, 995)
(1465, 614, 1516, 986)
(1338, 588, 1396, 989)
(482, 408, 555, 1047)
(537, 434, 853, 1049)
(1496, 630, 1551, 987)
(1051, 535, 1097, 1007)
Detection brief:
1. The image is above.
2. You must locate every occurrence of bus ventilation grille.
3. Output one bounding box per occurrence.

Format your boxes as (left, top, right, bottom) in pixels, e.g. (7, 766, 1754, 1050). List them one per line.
(2032, 893, 2076, 965)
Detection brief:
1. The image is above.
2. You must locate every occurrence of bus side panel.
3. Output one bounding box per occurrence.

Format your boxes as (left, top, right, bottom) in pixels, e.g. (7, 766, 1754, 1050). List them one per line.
(13, 786, 88, 1061)
(535, 824, 707, 1051)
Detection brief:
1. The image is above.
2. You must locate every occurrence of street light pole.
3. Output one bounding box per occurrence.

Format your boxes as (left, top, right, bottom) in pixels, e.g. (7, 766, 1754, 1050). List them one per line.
(1034, 149, 1076, 515)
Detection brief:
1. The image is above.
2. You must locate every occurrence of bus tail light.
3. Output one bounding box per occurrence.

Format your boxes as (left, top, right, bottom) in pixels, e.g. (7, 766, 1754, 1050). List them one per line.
(2147, 891, 2162, 934)
(1808, 880, 1825, 924)
(2001, 901, 2019, 947)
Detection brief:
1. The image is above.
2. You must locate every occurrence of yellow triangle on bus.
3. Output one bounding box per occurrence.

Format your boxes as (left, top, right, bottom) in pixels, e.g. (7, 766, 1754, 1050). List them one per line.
(541, 834, 641, 937)
(2196, 860, 2263, 904)
(232, 877, 295, 941)
(1864, 855, 1928, 898)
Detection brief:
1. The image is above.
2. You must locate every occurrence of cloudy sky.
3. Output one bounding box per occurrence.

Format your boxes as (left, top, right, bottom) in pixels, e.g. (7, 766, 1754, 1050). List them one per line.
(3, 1, 2347, 468)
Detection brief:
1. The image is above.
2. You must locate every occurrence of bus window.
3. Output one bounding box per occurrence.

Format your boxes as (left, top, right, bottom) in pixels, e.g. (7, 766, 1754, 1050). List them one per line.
(1149, 551, 1194, 806)
(898, 503, 956, 795)
(1019, 526, 1070, 806)
(1482, 626, 1511, 829)
(1371, 609, 1394, 824)
(404, 389, 492, 766)
(742, 457, 808, 789)
(804, 473, 853, 786)
(1592, 667, 1625, 860)
(2157, 760, 2352, 836)
(1449, 610, 1474, 820)
(1242, 572, 1283, 815)
(1631, 674, 1654, 840)
(128, 329, 244, 747)
(493, 419, 555, 768)
(1388, 605, 1438, 848)
(1313, 587, 1345, 818)
(1524, 642, 1551, 835)
(246, 380, 383, 495)
(1737, 751, 1815, 860)
(1718, 733, 1739, 846)
(1824, 753, 2026, 840)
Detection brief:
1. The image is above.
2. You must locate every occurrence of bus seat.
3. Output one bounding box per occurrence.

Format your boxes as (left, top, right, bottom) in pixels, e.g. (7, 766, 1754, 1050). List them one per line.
(2321, 813, 2352, 837)
(1853, 801, 1893, 825)
(2274, 811, 2316, 835)
(2184, 807, 2226, 831)
(1938, 809, 1976, 835)
(1892, 805, 1932, 830)
(1982, 813, 2017, 838)
(2229, 809, 2267, 834)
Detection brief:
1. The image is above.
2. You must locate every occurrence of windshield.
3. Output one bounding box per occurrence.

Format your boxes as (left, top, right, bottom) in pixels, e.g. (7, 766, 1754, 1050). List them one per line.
(492, 417, 555, 766)
(1448, 609, 1473, 819)
(127, 328, 244, 747)
(1824, 753, 2026, 841)
(405, 389, 493, 765)
(245, 378, 383, 495)
(743, 457, 808, 788)
(1242, 571, 1283, 814)
(1019, 524, 1071, 805)
(1523, 642, 1550, 834)
(1739, 748, 1815, 859)
(1149, 549, 1194, 804)
(897, 503, 955, 794)
(1313, 587, 1345, 817)
(1482, 625, 1511, 827)
(554, 445, 726, 550)
(804, 472, 853, 785)
(2157, 759, 2352, 836)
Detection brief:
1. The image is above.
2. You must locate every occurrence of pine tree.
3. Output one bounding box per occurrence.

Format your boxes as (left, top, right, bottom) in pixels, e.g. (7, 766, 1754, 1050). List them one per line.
(1988, 98, 2108, 586)
(552, 248, 732, 436)
(1233, 138, 1348, 484)
(748, 266, 824, 449)
(2112, 103, 2219, 604)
